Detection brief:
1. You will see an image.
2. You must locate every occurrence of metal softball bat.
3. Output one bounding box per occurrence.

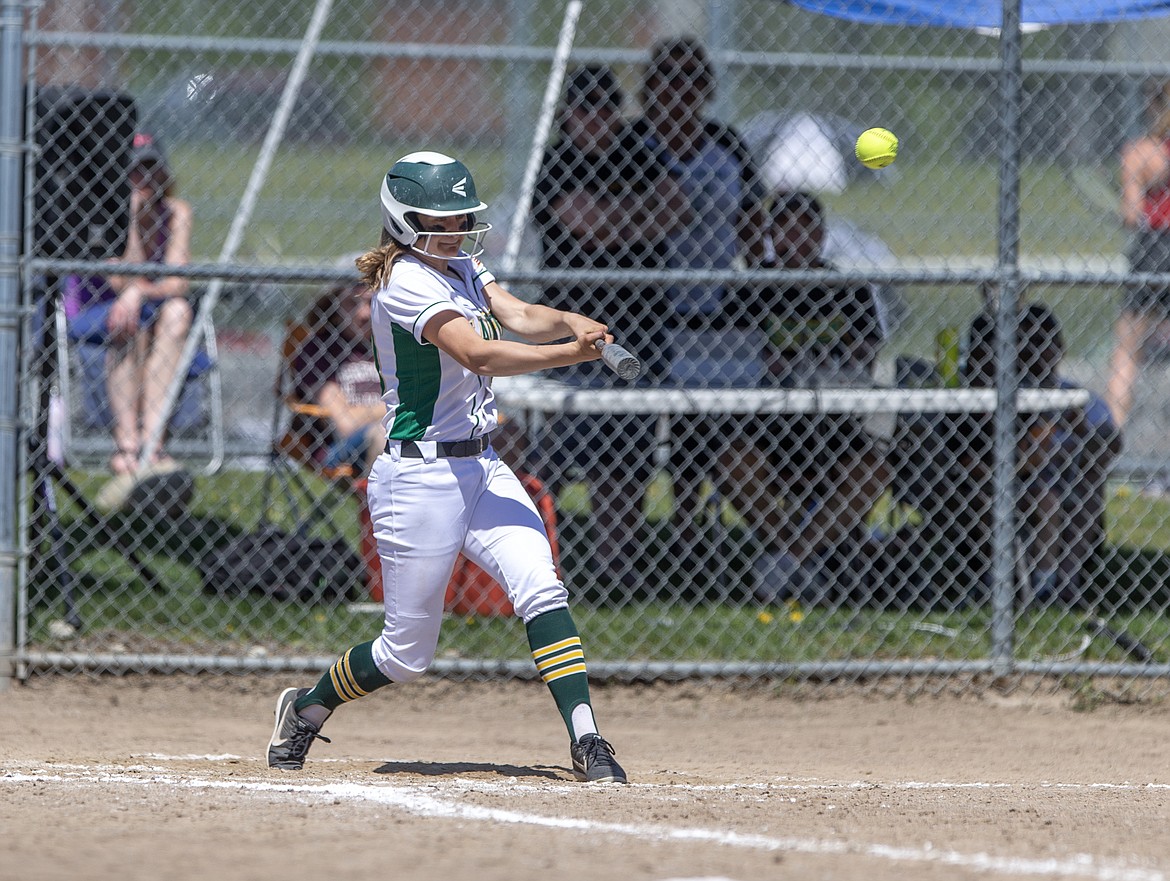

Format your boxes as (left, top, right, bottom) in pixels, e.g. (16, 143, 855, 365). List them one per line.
(594, 339, 642, 380)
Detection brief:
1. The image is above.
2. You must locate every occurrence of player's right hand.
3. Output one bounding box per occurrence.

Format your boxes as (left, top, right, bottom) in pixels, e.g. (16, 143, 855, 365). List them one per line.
(576, 328, 612, 362)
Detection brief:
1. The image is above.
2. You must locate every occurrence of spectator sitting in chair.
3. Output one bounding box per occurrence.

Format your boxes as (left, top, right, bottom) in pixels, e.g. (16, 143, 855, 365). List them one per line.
(291, 266, 385, 478)
(958, 302, 1122, 607)
(65, 132, 194, 510)
(722, 191, 889, 606)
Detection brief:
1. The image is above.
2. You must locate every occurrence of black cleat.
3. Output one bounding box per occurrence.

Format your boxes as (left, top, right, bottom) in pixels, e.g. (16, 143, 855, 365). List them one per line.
(267, 687, 330, 770)
(570, 733, 627, 784)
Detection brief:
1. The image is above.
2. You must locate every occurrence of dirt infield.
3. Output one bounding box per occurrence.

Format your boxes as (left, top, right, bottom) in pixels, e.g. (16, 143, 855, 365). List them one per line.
(1, 676, 1168, 881)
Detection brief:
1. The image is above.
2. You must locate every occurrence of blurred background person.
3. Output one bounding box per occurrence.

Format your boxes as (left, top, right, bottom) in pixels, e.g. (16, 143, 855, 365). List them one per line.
(290, 262, 385, 478)
(532, 64, 686, 589)
(1108, 79, 1170, 426)
(724, 192, 888, 605)
(65, 132, 193, 505)
(632, 35, 770, 569)
(965, 303, 1122, 606)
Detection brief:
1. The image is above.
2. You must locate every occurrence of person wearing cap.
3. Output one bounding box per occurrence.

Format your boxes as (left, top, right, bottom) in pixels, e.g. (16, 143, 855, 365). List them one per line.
(66, 131, 194, 502)
(532, 64, 688, 592)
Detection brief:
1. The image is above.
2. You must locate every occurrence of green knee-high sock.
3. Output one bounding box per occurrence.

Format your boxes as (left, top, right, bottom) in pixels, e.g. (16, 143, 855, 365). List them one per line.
(296, 640, 392, 713)
(527, 608, 592, 741)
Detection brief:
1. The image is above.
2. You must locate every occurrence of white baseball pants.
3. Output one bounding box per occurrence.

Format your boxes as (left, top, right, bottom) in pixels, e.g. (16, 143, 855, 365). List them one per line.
(366, 443, 567, 682)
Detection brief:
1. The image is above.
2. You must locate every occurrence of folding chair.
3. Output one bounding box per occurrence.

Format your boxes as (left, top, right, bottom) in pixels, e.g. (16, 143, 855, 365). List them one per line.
(53, 294, 225, 474)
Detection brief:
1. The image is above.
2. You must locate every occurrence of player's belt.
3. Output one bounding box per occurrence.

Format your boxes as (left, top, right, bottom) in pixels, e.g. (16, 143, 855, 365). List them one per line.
(393, 433, 492, 459)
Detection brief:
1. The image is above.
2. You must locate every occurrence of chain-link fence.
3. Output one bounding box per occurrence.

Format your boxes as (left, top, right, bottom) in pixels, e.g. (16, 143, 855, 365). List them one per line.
(7, 0, 1170, 694)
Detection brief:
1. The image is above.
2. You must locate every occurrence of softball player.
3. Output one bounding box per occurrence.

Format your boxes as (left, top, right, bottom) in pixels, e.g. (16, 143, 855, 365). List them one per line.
(267, 152, 626, 783)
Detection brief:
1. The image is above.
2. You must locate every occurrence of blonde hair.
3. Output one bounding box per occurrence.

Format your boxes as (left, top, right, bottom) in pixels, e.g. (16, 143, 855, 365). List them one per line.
(356, 228, 408, 291)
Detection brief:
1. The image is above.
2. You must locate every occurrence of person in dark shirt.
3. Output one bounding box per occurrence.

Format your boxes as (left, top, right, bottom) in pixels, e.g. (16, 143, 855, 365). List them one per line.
(534, 64, 684, 381)
(722, 191, 888, 606)
(953, 301, 1122, 606)
(291, 269, 384, 476)
(533, 65, 686, 590)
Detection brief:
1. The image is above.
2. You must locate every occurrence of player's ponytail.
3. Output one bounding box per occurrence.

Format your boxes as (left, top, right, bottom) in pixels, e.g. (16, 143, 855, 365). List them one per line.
(357, 230, 407, 290)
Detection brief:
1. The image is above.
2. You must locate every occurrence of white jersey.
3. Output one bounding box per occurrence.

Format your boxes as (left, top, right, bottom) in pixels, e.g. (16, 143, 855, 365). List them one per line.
(373, 253, 502, 442)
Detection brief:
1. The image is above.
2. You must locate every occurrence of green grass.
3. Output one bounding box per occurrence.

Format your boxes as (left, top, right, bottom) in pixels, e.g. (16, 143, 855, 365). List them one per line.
(177, 144, 1125, 268)
(832, 160, 1126, 261)
(1108, 486, 1170, 553)
(23, 467, 1170, 668)
(27, 573, 1170, 667)
(170, 143, 509, 261)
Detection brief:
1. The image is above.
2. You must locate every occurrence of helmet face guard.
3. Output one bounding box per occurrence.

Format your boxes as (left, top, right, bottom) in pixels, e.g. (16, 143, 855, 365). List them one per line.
(411, 216, 493, 261)
(380, 151, 491, 260)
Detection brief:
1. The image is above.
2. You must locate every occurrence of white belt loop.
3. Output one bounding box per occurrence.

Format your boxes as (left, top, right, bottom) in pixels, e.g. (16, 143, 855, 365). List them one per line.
(416, 440, 438, 463)
(384, 440, 402, 462)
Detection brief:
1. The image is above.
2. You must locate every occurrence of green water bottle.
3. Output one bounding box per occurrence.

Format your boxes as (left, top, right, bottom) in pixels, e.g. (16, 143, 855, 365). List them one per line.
(936, 326, 961, 388)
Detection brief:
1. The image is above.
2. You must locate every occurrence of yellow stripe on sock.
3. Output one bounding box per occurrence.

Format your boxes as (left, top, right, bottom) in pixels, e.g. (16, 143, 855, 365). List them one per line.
(338, 648, 370, 699)
(531, 636, 581, 662)
(329, 665, 360, 702)
(534, 648, 585, 673)
(542, 662, 588, 683)
(329, 650, 364, 702)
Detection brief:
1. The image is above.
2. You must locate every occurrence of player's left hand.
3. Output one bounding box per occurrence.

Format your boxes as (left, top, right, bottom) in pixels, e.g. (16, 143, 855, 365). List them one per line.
(564, 311, 607, 339)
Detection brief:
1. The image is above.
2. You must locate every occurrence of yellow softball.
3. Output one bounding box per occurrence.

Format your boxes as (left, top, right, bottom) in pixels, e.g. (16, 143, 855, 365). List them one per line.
(855, 127, 898, 169)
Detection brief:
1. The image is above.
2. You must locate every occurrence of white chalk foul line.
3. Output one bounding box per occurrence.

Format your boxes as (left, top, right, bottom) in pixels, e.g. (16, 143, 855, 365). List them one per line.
(124, 758, 1170, 794)
(1, 764, 1163, 881)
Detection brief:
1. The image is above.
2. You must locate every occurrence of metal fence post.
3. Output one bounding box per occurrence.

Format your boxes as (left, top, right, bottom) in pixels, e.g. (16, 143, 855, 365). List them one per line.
(0, 0, 25, 689)
(991, 0, 1024, 675)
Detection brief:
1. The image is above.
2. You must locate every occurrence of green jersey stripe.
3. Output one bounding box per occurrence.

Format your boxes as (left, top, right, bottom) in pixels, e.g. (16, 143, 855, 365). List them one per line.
(388, 323, 442, 440)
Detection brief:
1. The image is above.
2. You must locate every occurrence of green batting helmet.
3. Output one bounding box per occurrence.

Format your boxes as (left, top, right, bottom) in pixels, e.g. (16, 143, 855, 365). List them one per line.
(380, 151, 488, 247)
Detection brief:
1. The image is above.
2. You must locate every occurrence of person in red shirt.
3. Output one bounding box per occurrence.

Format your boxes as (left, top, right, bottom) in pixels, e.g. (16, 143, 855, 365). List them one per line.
(1107, 80, 1170, 426)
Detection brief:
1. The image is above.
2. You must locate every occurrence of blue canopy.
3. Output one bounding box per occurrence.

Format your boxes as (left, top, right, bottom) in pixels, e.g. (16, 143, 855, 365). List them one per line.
(789, 0, 1170, 27)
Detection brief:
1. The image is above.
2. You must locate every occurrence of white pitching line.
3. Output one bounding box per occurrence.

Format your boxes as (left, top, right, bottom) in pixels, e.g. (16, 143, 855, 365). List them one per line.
(1, 765, 1163, 881)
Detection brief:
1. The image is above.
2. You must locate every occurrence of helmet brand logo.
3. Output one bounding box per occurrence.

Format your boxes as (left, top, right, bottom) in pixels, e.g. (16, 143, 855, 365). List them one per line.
(452, 177, 467, 197)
